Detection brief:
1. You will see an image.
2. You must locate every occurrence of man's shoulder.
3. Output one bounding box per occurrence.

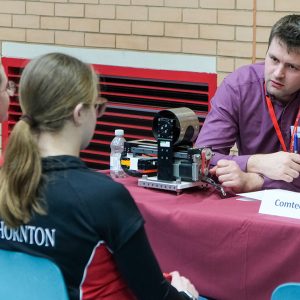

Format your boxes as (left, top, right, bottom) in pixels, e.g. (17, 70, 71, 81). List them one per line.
(225, 62, 264, 86)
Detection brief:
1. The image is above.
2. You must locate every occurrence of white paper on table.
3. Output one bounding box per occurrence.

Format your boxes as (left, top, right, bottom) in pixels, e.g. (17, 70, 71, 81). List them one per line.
(258, 189, 300, 220)
(236, 190, 267, 201)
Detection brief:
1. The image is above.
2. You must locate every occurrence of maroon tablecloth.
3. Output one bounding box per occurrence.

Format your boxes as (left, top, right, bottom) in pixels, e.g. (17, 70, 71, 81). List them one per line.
(114, 176, 300, 300)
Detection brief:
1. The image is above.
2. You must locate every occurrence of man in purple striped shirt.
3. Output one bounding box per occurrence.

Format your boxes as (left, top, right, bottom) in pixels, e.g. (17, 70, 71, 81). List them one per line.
(195, 14, 300, 193)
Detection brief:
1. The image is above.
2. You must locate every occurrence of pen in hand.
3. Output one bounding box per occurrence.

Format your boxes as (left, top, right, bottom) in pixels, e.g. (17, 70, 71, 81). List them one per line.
(294, 133, 298, 154)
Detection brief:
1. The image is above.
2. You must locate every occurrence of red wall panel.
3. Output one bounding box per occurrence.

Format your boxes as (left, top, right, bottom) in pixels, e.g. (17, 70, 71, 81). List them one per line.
(2, 57, 216, 170)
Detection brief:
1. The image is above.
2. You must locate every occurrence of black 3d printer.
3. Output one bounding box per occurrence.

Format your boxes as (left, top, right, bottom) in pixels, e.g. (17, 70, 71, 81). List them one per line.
(121, 107, 225, 196)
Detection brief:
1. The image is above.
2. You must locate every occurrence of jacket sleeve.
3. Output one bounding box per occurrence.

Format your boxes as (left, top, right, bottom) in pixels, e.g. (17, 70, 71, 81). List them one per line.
(114, 226, 192, 300)
(195, 78, 250, 171)
(262, 175, 300, 191)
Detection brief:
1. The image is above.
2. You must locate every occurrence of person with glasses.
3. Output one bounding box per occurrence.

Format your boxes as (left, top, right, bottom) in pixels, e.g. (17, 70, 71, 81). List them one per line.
(0, 53, 199, 300)
(195, 14, 300, 193)
(0, 63, 15, 122)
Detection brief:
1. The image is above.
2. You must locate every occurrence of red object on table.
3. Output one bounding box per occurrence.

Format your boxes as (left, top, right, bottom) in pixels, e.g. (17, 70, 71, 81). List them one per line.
(114, 175, 300, 300)
(163, 272, 172, 282)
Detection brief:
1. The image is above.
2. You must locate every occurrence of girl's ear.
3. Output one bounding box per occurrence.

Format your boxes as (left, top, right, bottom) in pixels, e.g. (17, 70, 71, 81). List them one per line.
(73, 103, 85, 126)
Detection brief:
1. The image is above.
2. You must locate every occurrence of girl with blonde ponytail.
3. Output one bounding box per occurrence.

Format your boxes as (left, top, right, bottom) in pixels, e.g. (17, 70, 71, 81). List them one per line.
(0, 52, 99, 228)
(0, 53, 199, 300)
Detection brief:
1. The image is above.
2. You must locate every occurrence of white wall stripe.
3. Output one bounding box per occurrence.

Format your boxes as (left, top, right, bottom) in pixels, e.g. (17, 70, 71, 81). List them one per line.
(2, 42, 216, 73)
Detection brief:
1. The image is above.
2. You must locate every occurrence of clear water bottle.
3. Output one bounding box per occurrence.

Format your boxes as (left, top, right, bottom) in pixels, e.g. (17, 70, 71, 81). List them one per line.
(110, 129, 127, 178)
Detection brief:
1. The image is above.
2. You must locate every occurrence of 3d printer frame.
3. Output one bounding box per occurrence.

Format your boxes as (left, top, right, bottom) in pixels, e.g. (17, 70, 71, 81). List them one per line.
(120, 107, 226, 196)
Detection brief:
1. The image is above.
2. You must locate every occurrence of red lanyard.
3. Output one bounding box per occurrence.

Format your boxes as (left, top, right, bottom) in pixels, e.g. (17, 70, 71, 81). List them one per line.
(265, 84, 300, 152)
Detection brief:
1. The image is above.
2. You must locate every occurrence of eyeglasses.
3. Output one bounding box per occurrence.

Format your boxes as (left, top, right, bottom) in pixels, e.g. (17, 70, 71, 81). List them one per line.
(0, 80, 16, 97)
(94, 97, 107, 118)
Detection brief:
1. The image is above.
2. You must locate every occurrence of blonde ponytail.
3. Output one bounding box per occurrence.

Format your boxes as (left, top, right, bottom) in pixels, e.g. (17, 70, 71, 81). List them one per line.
(0, 120, 45, 228)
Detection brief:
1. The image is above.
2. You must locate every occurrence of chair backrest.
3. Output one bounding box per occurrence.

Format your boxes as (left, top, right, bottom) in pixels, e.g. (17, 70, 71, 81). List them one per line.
(271, 282, 300, 300)
(0, 248, 69, 300)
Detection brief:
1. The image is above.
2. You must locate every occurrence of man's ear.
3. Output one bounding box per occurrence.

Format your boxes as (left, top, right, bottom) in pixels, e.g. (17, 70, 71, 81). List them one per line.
(73, 103, 85, 126)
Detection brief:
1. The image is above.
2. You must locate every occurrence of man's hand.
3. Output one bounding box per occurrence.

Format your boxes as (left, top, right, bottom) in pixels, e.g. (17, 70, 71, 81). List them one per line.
(210, 159, 264, 193)
(247, 151, 300, 182)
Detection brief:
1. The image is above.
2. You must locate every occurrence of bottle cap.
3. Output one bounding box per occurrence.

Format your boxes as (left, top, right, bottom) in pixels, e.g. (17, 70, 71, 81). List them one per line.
(115, 129, 124, 136)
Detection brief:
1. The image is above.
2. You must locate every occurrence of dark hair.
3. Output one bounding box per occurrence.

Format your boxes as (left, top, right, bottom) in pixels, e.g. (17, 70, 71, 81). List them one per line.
(268, 14, 300, 53)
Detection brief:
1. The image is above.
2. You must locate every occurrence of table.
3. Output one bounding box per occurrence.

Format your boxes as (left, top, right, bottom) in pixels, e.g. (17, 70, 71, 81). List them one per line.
(116, 176, 300, 300)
